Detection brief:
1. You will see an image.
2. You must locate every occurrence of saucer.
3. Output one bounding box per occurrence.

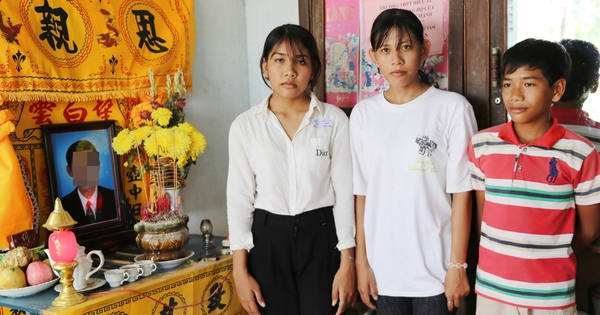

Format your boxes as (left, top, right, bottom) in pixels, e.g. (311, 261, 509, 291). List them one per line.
(134, 250, 194, 270)
(54, 278, 106, 292)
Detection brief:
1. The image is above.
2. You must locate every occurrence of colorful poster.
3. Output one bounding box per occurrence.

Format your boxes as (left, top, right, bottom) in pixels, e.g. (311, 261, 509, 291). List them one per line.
(325, 0, 360, 107)
(360, 0, 449, 100)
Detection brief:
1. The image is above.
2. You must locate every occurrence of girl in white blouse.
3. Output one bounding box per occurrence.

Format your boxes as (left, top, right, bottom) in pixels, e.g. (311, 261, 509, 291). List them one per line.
(227, 24, 356, 315)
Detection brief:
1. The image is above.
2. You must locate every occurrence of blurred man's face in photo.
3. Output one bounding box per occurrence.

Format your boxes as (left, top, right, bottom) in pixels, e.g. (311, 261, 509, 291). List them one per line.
(71, 151, 100, 186)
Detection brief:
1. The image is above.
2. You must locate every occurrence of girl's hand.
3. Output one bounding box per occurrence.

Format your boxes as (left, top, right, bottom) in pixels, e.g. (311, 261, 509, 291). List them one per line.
(444, 267, 470, 311)
(331, 256, 357, 315)
(233, 269, 265, 315)
(356, 260, 378, 309)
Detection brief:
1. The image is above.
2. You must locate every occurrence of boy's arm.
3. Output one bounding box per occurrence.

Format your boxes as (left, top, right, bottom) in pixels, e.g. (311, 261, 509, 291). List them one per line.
(475, 190, 486, 238)
(572, 203, 600, 253)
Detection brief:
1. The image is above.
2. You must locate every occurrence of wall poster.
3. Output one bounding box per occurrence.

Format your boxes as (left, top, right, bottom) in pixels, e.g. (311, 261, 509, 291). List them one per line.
(324, 0, 449, 106)
(325, 0, 360, 107)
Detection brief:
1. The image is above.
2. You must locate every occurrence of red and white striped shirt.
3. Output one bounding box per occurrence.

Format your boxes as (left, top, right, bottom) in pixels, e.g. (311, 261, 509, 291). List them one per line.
(469, 117, 600, 309)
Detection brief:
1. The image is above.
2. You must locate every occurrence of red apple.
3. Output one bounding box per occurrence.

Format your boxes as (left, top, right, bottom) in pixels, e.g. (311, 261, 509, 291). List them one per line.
(26, 261, 54, 286)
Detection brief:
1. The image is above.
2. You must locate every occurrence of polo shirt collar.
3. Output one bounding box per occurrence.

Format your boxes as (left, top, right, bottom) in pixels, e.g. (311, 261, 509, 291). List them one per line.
(254, 92, 323, 122)
(498, 116, 566, 149)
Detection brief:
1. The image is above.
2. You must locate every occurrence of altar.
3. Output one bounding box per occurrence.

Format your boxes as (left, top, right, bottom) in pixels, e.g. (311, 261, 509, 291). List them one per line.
(0, 235, 244, 315)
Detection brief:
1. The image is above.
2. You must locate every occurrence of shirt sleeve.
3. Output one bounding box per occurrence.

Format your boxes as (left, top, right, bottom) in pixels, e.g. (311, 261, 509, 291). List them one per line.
(574, 147, 600, 206)
(329, 108, 356, 250)
(445, 100, 477, 193)
(349, 105, 367, 196)
(468, 137, 486, 191)
(226, 118, 256, 252)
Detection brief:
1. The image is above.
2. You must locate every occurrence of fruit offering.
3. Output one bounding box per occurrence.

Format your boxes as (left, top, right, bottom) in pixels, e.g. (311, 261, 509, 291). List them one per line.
(0, 267, 27, 289)
(1, 247, 37, 269)
(25, 261, 53, 286)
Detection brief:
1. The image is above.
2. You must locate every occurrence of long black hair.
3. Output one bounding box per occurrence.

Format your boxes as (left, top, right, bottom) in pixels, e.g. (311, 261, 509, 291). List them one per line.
(370, 9, 430, 85)
(260, 24, 321, 90)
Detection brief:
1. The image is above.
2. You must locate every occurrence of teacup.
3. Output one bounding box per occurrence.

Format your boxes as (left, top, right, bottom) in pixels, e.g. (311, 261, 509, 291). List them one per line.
(137, 260, 157, 277)
(104, 269, 129, 288)
(120, 264, 143, 282)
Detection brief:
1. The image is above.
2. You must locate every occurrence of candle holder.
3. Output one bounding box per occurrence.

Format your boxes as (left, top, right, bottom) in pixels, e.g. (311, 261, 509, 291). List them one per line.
(43, 198, 86, 307)
(199, 219, 217, 259)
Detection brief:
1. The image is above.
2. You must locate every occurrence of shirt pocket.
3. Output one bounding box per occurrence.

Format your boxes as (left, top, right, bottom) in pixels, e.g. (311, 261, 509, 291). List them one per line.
(310, 137, 331, 171)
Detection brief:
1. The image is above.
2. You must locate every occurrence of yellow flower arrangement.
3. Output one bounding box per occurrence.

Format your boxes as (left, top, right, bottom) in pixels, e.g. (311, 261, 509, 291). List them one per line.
(112, 69, 206, 221)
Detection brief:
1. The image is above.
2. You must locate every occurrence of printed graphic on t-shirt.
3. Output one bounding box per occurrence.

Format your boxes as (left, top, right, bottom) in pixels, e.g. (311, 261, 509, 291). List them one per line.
(415, 135, 437, 156)
(409, 135, 438, 173)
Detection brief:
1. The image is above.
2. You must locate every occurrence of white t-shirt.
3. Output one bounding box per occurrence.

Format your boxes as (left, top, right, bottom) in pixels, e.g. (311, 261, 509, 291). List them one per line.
(227, 92, 355, 252)
(350, 87, 477, 296)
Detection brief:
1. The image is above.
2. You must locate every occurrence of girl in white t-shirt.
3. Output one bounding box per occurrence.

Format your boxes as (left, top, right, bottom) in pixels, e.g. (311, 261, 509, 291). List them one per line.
(227, 24, 356, 315)
(349, 9, 477, 314)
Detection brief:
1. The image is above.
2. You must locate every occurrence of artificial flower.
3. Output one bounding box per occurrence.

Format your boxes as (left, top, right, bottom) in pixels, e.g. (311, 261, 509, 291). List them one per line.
(112, 68, 205, 222)
(131, 101, 154, 128)
(178, 122, 206, 161)
(112, 129, 134, 155)
(151, 108, 173, 127)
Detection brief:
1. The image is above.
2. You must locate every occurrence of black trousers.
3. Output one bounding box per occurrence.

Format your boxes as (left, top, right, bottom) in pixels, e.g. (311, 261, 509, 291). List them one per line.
(248, 207, 341, 315)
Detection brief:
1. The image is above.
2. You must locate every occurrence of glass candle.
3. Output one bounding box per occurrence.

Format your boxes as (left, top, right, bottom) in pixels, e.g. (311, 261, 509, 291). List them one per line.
(48, 229, 78, 262)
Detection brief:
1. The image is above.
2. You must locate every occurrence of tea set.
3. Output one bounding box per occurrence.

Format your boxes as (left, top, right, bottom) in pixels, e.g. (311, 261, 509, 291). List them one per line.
(44, 245, 158, 291)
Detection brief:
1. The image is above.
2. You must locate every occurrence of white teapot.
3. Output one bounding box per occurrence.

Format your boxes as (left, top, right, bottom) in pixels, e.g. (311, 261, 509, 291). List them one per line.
(73, 246, 104, 291)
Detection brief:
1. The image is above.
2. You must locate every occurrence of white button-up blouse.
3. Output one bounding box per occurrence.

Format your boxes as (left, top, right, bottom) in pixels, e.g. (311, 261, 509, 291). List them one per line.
(227, 93, 355, 252)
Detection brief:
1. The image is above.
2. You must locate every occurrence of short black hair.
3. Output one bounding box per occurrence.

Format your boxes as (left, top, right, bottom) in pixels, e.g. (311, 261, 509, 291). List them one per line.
(502, 38, 571, 87)
(260, 24, 321, 89)
(66, 140, 97, 169)
(559, 39, 600, 101)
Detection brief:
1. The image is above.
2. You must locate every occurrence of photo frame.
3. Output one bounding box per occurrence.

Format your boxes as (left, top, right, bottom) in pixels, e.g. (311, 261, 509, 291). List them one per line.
(42, 121, 134, 251)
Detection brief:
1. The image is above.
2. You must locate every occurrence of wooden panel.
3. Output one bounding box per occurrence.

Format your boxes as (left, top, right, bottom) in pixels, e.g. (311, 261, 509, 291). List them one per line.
(490, 0, 507, 126)
(448, 0, 465, 94)
(311, 0, 326, 100)
(298, 0, 310, 29)
(465, 0, 491, 129)
(299, 0, 326, 101)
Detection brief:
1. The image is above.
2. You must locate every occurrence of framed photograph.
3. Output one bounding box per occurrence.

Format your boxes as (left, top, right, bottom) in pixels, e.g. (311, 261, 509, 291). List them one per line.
(42, 121, 134, 250)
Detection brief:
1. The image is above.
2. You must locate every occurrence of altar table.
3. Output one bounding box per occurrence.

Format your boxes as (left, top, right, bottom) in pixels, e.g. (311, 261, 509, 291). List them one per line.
(0, 235, 244, 315)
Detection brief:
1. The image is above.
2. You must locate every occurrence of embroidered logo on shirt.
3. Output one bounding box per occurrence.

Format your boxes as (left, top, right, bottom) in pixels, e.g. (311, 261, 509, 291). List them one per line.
(547, 157, 558, 183)
(415, 135, 437, 157)
(313, 118, 333, 128)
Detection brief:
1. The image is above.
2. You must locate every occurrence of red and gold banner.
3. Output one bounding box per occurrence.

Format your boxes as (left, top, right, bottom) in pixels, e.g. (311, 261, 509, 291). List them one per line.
(0, 0, 195, 102)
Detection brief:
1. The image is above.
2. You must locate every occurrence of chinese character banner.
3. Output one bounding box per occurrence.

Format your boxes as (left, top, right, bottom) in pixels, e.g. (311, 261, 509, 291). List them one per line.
(0, 0, 195, 102)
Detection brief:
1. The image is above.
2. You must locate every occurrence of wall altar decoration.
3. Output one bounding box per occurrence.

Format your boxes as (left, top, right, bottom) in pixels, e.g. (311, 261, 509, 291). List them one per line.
(3, 99, 148, 243)
(0, 0, 195, 102)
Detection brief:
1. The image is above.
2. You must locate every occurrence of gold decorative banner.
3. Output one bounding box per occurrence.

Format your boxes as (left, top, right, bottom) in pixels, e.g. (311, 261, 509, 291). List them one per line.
(0, 0, 195, 102)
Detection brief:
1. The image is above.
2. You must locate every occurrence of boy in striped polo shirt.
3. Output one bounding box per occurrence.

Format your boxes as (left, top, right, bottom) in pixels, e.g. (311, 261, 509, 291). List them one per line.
(469, 38, 600, 314)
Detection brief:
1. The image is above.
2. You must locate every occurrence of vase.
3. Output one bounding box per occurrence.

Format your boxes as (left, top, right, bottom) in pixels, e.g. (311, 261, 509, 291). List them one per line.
(134, 214, 190, 261)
